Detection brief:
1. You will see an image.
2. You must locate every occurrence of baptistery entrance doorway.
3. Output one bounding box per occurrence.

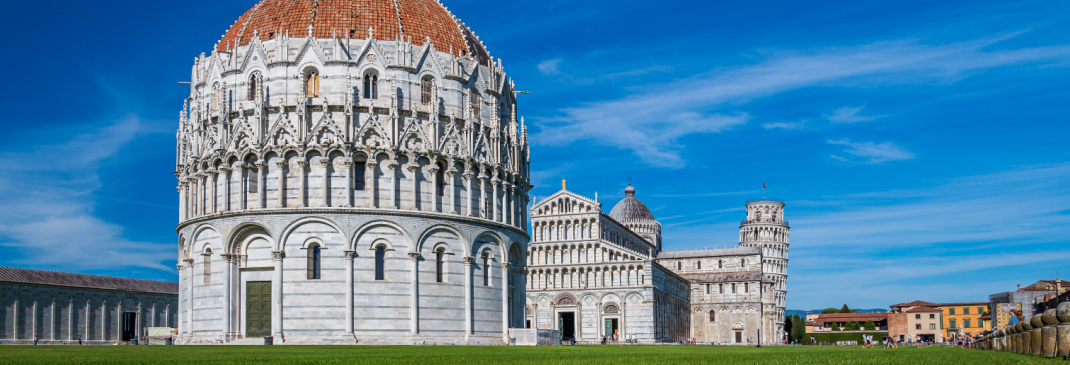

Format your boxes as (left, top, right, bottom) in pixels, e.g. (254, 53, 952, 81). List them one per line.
(246, 281, 272, 337)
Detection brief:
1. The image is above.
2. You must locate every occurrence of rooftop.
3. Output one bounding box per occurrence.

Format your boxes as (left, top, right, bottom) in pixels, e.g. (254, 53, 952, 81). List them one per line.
(657, 247, 759, 259)
(0, 267, 178, 295)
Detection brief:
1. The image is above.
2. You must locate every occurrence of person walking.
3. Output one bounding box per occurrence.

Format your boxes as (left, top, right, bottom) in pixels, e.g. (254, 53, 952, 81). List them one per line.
(34, 335, 38, 345)
(77, 335, 83, 345)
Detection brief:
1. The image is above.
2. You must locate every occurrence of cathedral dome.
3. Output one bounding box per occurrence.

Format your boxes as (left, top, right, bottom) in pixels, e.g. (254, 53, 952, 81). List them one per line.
(609, 183, 655, 221)
(217, 0, 490, 65)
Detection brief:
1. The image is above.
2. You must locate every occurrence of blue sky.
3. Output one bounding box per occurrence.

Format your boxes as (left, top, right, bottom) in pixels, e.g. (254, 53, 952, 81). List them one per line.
(0, 0, 1067, 310)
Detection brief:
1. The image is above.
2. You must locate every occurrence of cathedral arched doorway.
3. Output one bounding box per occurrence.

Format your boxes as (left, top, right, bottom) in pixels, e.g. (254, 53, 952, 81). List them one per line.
(553, 295, 577, 341)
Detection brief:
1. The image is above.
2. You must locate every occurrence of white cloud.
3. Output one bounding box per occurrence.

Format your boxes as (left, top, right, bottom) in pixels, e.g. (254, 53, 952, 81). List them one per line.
(828, 139, 915, 164)
(537, 59, 561, 75)
(763, 120, 807, 130)
(0, 116, 174, 272)
(533, 33, 1070, 167)
(826, 106, 886, 123)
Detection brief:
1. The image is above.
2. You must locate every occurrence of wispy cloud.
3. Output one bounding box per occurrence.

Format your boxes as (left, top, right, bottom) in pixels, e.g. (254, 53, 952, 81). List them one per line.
(763, 120, 807, 130)
(0, 117, 174, 272)
(533, 33, 1070, 167)
(828, 139, 915, 164)
(826, 106, 886, 123)
(786, 163, 1070, 307)
(538, 59, 561, 75)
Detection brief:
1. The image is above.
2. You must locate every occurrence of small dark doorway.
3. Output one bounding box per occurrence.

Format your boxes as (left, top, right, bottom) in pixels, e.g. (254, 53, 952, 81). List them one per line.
(121, 312, 137, 341)
(735, 331, 743, 343)
(526, 319, 531, 329)
(558, 312, 576, 340)
(247, 281, 272, 337)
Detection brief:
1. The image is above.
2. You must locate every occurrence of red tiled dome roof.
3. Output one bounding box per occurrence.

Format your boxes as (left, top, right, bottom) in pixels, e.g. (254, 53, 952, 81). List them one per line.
(217, 0, 489, 65)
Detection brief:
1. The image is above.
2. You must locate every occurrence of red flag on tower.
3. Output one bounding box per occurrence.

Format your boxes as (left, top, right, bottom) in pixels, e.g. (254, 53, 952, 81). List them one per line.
(763, 181, 766, 189)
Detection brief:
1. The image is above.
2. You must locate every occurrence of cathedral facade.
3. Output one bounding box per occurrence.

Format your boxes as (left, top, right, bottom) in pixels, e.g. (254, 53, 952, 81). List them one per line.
(174, 0, 530, 345)
(525, 183, 788, 344)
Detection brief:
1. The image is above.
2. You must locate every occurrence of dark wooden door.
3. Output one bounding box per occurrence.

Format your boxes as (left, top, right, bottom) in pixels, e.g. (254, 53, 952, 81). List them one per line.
(246, 281, 271, 337)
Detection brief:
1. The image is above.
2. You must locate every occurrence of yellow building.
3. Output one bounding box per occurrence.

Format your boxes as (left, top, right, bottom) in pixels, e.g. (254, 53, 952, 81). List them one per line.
(938, 302, 990, 339)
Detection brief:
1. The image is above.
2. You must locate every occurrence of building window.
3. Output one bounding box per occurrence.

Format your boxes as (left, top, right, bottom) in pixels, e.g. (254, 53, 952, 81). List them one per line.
(929, 323, 936, 330)
(929, 314, 935, 319)
(696, 261, 701, 270)
(719, 284, 723, 293)
(915, 324, 921, 330)
(248, 73, 261, 101)
(677, 262, 682, 270)
(718, 260, 722, 269)
(482, 253, 490, 286)
(435, 248, 445, 283)
(374, 246, 385, 281)
(709, 310, 716, 322)
(949, 308, 956, 315)
(949, 319, 957, 328)
(436, 162, 445, 197)
(470, 90, 481, 117)
(979, 319, 984, 328)
(963, 307, 969, 315)
(363, 72, 378, 99)
(731, 284, 736, 294)
(305, 69, 320, 98)
(964, 319, 971, 328)
(978, 307, 984, 314)
(740, 259, 745, 267)
(915, 314, 921, 319)
(421, 76, 434, 105)
(744, 283, 749, 293)
(354, 161, 366, 190)
(307, 243, 321, 280)
(705, 284, 710, 294)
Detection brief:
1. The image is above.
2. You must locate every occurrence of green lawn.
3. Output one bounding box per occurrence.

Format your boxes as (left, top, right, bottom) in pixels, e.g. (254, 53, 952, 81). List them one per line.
(0, 345, 1058, 364)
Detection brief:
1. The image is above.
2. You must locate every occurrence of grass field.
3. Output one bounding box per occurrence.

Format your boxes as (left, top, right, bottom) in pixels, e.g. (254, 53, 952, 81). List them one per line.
(0, 344, 1059, 364)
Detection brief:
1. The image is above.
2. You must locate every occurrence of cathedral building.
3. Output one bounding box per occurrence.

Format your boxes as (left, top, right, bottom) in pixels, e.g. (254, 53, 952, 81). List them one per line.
(525, 182, 788, 344)
(174, 0, 530, 345)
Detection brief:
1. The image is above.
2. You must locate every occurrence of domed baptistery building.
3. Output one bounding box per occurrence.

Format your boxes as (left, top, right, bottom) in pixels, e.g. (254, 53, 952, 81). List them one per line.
(173, 0, 530, 345)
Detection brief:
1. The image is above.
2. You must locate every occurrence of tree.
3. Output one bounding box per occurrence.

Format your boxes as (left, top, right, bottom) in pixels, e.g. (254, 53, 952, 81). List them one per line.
(845, 322, 860, 331)
(864, 320, 876, 331)
(793, 316, 806, 342)
(841, 304, 851, 313)
(784, 315, 794, 337)
(822, 308, 841, 314)
(831, 323, 841, 331)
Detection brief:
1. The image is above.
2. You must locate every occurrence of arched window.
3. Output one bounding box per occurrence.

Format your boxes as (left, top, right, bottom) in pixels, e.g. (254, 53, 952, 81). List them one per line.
(374, 246, 385, 281)
(354, 161, 366, 190)
(202, 248, 213, 284)
(740, 259, 745, 267)
(248, 73, 261, 101)
(305, 69, 320, 98)
(470, 90, 481, 117)
(744, 283, 749, 293)
(307, 243, 321, 280)
(421, 76, 434, 105)
(363, 72, 378, 99)
(709, 310, 716, 322)
(705, 284, 710, 294)
(436, 162, 445, 197)
(435, 248, 445, 283)
(482, 252, 490, 286)
(718, 260, 723, 269)
(731, 284, 736, 294)
(677, 262, 681, 270)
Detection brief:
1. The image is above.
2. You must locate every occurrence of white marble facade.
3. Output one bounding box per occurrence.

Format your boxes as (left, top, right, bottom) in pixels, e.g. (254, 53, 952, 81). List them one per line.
(526, 184, 788, 344)
(175, 0, 530, 345)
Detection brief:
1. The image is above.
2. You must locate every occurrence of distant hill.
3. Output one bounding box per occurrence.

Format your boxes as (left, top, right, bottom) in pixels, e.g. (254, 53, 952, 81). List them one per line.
(785, 308, 887, 318)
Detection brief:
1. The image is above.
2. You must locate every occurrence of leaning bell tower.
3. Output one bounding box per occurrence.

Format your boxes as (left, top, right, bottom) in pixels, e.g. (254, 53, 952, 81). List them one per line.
(738, 199, 789, 341)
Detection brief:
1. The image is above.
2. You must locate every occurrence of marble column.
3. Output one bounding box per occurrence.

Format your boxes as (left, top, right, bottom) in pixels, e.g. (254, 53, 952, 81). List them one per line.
(184, 259, 194, 336)
(271, 250, 284, 343)
(501, 263, 510, 341)
(409, 252, 421, 334)
(207, 168, 217, 214)
(344, 160, 354, 207)
(220, 167, 232, 212)
(463, 256, 474, 337)
(239, 163, 248, 210)
(178, 183, 187, 221)
(320, 159, 331, 207)
(491, 178, 501, 222)
(275, 160, 286, 207)
(387, 161, 399, 209)
(367, 161, 379, 208)
(221, 254, 234, 340)
(445, 168, 457, 214)
(297, 161, 308, 208)
(428, 165, 440, 212)
(463, 170, 474, 216)
(68, 298, 73, 340)
(256, 161, 268, 209)
(344, 250, 355, 336)
(406, 163, 419, 210)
